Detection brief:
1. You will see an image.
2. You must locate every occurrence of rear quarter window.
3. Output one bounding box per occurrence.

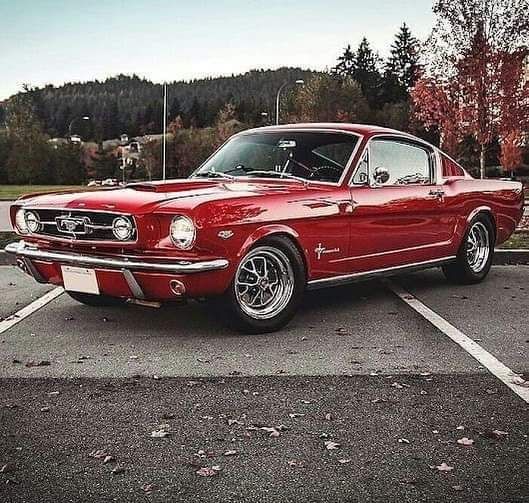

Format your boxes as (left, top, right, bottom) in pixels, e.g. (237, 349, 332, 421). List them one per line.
(442, 155, 465, 177)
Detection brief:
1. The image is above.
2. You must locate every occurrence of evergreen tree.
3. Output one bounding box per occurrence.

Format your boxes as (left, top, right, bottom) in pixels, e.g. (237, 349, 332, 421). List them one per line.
(332, 44, 355, 77)
(352, 38, 383, 108)
(383, 24, 421, 103)
(168, 97, 182, 121)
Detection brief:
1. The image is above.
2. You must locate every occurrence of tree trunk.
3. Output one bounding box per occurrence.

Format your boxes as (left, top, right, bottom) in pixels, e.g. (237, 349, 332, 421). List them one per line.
(480, 144, 486, 179)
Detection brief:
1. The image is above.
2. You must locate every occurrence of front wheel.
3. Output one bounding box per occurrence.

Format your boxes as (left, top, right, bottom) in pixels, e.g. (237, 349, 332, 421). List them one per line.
(219, 236, 306, 333)
(442, 214, 494, 284)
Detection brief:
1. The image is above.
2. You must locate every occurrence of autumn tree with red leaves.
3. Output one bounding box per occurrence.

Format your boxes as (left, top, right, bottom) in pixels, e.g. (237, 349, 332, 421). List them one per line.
(412, 0, 529, 178)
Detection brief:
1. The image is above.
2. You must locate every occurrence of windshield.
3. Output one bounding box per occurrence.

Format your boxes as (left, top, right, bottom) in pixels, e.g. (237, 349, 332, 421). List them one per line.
(191, 131, 359, 184)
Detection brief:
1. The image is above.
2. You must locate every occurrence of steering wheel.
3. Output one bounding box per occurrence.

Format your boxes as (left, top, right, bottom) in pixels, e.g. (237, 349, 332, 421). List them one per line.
(308, 165, 343, 182)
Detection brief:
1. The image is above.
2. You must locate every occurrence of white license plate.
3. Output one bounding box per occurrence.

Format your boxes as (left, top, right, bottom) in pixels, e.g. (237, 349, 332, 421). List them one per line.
(61, 266, 100, 295)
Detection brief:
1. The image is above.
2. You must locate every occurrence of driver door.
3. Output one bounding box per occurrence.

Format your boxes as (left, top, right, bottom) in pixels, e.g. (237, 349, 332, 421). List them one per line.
(347, 138, 457, 272)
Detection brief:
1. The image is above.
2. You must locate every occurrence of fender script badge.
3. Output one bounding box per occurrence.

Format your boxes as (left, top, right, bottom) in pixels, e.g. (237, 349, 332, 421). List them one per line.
(315, 243, 340, 260)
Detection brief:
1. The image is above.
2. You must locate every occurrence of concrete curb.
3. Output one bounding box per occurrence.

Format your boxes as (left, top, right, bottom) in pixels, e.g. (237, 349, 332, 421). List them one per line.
(2, 248, 529, 268)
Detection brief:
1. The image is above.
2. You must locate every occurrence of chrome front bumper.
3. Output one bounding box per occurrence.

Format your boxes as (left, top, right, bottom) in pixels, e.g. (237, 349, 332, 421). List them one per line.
(4, 241, 229, 274)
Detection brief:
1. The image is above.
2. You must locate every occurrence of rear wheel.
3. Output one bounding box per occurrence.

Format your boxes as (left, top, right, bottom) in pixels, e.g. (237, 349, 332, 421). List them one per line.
(67, 291, 127, 307)
(219, 236, 306, 333)
(442, 214, 494, 284)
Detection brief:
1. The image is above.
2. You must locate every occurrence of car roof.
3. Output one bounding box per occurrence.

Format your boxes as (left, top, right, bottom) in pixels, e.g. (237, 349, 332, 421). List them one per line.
(242, 123, 413, 138)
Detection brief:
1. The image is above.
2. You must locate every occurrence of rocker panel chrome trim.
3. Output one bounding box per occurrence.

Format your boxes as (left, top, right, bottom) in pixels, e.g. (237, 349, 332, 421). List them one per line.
(306, 256, 457, 290)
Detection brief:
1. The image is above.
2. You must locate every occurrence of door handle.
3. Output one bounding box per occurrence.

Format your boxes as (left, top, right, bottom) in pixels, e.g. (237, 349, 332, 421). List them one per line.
(428, 189, 445, 199)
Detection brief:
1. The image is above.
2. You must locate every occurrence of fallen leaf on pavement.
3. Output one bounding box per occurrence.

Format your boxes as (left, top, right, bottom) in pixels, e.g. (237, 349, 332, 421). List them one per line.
(0, 463, 14, 473)
(457, 437, 474, 446)
(324, 440, 340, 450)
(89, 449, 109, 459)
(432, 463, 454, 472)
(151, 429, 171, 438)
(25, 360, 51, 367)
(196, 467, 219, 477)
(260, 427, 280, 437)
(142, 483, 155, 493)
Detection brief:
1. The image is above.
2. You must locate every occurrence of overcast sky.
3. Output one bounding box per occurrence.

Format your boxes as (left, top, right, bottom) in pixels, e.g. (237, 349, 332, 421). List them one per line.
(0, 0, 435, 100)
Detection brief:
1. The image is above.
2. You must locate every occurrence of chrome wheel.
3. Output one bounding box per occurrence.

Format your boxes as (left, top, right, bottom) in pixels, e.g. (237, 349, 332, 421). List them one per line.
(466, 221, 490, 273)
(235, 246, 295, 320)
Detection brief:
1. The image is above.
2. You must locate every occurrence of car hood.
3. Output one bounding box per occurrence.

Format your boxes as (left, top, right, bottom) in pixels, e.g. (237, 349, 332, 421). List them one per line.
(17, 179, 309, 214)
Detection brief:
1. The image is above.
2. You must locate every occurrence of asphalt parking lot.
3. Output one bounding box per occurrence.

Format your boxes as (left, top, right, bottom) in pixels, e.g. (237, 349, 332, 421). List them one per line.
(1, 264, 528, 502)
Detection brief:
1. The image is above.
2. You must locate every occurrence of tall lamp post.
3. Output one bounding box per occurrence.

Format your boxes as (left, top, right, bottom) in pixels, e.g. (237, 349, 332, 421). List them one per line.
(275, 79, 304, 125)
(68, 115, 90, 138)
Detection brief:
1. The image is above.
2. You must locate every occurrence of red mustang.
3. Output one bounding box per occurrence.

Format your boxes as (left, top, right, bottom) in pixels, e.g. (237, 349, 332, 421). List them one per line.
(6, 124, 524, 332)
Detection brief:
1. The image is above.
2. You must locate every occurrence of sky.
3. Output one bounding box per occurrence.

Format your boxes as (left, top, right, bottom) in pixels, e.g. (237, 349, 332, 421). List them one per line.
(0, 0, 435, 100)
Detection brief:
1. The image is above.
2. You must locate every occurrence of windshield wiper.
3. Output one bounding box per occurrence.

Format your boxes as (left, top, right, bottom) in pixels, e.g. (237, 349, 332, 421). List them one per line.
(244, 170, 308, 184)
(194, 171, 235, 180)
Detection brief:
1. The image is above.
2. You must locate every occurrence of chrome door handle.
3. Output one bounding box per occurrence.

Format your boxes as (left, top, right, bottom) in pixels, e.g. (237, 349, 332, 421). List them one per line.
(428, 189, 445, 198)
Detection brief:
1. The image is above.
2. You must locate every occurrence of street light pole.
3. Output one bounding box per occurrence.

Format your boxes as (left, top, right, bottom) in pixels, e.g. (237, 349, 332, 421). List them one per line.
(162, 83, 167, 181)
(275, 80, 304, 125)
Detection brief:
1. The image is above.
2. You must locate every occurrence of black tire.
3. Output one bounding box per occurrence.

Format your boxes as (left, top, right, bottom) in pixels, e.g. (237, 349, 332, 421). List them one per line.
(442, 214, 495, 284)
(218, 236, 306, 334)
(67, 291, 127, 307)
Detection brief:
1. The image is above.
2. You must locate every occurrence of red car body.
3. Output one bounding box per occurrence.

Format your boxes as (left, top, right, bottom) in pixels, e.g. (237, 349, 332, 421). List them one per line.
(6, 123, 524, 323)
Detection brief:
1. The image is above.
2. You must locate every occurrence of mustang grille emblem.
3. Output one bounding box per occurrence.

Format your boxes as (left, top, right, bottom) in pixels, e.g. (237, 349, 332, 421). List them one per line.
(55, 216, 90, 235)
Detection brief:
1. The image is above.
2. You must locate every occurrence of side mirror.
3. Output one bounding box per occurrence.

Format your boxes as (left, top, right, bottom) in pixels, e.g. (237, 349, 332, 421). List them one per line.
(373, 166, 390, 185)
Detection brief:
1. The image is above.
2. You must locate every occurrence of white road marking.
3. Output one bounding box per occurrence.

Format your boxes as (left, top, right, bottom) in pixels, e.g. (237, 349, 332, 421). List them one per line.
(0, 287, 64, 335)
(388, 280, 529, 404)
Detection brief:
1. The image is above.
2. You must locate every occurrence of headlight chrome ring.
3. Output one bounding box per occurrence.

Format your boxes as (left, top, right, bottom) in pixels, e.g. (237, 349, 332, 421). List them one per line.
(24, 211, 41, 234)
(170, 215, 196, 249)
(112, 216, 134, 241)
(15, 209, 29, 234)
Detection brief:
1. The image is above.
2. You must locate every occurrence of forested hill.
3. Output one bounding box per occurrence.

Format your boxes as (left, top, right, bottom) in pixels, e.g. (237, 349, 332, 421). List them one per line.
(10, 68, 319, 141)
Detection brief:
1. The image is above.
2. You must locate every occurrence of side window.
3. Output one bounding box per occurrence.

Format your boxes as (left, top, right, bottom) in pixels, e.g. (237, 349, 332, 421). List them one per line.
(369, 140, 431, 185)
(441, 155, 465, 177)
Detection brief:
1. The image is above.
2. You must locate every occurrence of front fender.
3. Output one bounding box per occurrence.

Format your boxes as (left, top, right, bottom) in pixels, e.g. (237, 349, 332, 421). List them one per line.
(237, 224, 306, 264)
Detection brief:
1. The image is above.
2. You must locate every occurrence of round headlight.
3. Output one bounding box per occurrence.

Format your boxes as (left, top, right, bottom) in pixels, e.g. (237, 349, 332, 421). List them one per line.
(25, 211, 41, 233)
(112, 216, 134, 241)
(170, 215, 195, 249)
(15, 209, 29, 234)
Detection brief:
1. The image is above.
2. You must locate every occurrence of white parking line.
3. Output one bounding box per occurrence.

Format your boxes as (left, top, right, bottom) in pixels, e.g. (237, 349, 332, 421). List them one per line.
(0, 287, 64, 335)
(388, 280, 529, 404)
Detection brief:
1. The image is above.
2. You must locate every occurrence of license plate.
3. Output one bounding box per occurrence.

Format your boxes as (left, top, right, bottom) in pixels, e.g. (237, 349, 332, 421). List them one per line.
(61, 266, 100, 295)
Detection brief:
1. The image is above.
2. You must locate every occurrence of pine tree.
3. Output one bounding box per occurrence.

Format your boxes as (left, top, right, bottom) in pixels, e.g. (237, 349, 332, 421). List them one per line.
(332, 45, 355, 77)
(383, 23, 421, 103)
(169, 97, 182, 121)
(352, 38, 383, 109)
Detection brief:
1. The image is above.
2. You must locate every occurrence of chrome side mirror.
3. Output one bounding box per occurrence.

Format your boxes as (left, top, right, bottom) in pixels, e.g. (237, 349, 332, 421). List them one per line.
(373, 166, 390, 185)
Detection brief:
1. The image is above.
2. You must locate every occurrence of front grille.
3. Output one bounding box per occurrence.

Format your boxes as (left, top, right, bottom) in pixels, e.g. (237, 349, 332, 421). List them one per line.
(25, 208, 136, 242)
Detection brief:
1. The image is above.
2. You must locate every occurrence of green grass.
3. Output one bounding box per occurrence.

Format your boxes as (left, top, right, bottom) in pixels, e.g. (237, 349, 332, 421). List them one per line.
(0, 232, 17, 248)
(498, 231, 529, 249)
(0, 185, 87, 200)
